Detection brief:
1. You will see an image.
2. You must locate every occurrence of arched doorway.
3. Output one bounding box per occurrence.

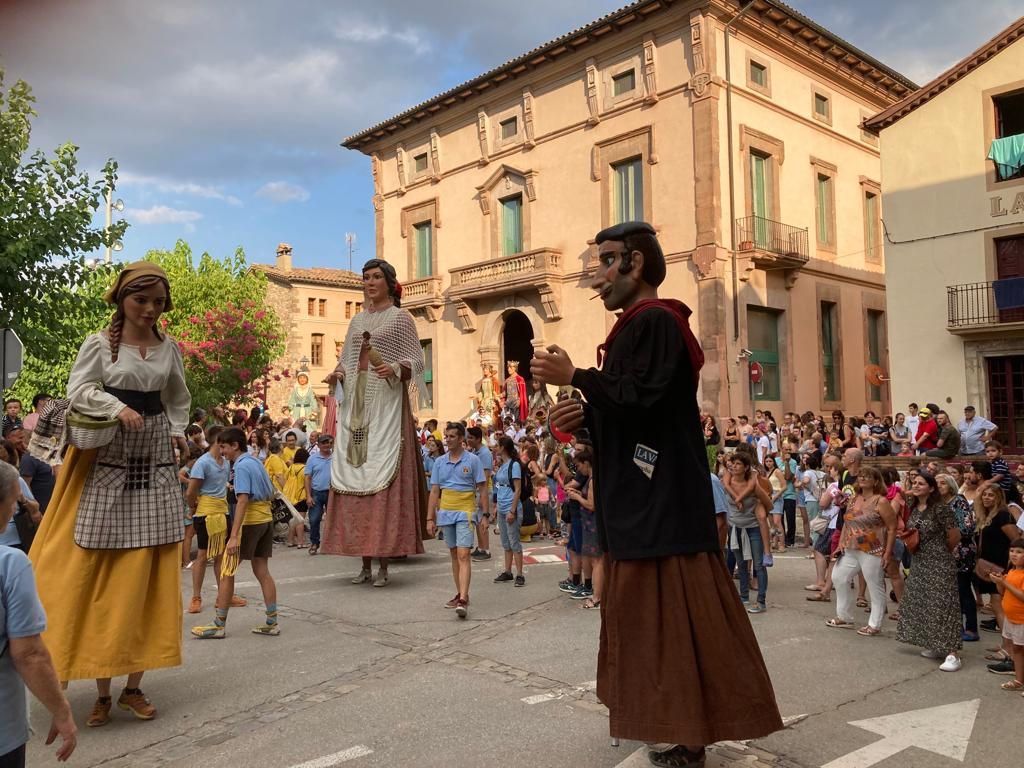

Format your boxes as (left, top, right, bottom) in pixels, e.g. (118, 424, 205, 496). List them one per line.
(502, 310, 534, 383)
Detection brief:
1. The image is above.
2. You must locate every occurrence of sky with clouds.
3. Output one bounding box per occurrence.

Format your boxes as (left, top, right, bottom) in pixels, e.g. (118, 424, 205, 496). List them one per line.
(1, 1, 1020, 271)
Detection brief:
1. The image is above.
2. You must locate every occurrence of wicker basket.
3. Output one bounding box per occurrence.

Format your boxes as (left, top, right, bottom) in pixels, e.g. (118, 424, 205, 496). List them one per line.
(66, 410, 120, 450)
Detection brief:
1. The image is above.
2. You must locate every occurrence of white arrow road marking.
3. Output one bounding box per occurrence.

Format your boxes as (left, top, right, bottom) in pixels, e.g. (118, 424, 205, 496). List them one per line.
(822, 699, 980, 768)
(289, 745, 373, 768)
(521, 693, 559, 705)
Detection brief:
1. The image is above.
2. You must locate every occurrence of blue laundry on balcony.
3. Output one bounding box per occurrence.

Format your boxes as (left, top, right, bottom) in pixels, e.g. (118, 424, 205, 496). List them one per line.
(988, 135, 1024, 179)
(993, 277, 1024, 311)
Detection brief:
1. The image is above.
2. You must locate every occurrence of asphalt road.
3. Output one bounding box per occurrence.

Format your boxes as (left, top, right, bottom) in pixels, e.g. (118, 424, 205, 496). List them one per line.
(24, 539, 1018, 768)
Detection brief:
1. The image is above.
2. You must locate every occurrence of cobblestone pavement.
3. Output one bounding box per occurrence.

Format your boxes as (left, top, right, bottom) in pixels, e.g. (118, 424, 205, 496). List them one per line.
(26, 543, 1017, 768)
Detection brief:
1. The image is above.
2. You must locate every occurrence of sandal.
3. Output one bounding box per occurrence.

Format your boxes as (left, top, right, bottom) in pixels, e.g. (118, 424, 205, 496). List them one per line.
(888, 612, 901, 621)
(986, 649, 1011, 662)
(308, 545, 318, 555)
(856, 597, 869, 608)
(826, 618, 854, 628)
(582, 598, 601, 610)
(1000, 679, 1024, 690)
(804, 584, 825, 591)
(857, 626, 882, 636)
(806, 593, 831, 602)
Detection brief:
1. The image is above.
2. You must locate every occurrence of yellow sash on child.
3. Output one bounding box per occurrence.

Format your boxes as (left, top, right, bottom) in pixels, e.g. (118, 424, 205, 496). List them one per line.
(197, 496, 229, 559)
(221, 499, 272, 578)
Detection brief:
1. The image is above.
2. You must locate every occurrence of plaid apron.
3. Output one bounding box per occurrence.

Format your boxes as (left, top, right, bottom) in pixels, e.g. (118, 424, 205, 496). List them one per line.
(74, 413, 185, 549)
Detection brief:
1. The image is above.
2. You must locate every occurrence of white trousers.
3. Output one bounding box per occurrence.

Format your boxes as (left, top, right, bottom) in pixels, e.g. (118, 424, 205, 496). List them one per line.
(834, 548, 887, 630)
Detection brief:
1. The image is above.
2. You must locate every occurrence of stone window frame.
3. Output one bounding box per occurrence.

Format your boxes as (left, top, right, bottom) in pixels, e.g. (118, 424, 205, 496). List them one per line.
(810, 157, 838, 255)
(983, 79, 1024, 193)
(816, 283, 844, 410)
(476, 164, 536, 259)
(406, 139, 433, 183)
(811, 86, 833, 126)
(745, 51, 771, 97)
(491, 103, 524, 152)
(591, 126, 657, 229)
(400, 198, 441, 277)
(859, 176, 883, 265)
(983, 221, 1024, 283)
(739, 126, 784, 222)
(859, 110, 878, 146)
(602, 51, 643, 111)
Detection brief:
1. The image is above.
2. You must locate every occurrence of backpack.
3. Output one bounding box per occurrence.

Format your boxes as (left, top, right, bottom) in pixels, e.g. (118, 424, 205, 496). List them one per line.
(506, 459, 532, 501)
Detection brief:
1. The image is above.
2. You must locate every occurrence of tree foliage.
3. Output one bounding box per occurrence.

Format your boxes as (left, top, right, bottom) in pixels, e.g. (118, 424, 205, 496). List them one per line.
(0, 68, 127, 360)
(147, 241, 287, 409)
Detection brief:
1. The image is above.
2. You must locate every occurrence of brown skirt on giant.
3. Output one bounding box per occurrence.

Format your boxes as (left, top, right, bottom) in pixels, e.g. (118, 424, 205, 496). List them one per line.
(598, 551, 782, 746)
(320, 395, 427, 558)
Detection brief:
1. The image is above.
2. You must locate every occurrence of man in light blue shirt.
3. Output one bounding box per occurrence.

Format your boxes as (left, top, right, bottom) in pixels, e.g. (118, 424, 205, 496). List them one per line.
(466, 426, 493, 561)
(958, 406, 996, 455)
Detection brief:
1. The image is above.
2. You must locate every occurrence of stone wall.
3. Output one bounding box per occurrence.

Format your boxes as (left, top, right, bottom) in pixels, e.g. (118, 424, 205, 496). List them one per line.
(264, 278, 302, 417)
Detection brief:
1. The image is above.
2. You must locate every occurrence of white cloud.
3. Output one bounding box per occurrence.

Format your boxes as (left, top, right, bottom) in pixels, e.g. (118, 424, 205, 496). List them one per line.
(127, 205, 204, 230)
(256, 181, 311, 203)
(120, 172, 242, 206)
(334, 21, 431, 55)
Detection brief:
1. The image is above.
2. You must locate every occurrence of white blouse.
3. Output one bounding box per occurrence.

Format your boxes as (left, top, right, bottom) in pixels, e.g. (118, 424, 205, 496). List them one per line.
(66, 332, 191, 436)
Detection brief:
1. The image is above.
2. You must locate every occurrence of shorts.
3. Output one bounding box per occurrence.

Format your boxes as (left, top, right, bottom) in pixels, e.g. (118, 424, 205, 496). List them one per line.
(472, 508, 491, 525)
(567, 510, 583, 554)
(498, 509, 523, 553)
(1002, 617, 1024, 646)
(193, 516, 211, 550)
(240, 522, 274, 560)
(439, 517, 474, 549)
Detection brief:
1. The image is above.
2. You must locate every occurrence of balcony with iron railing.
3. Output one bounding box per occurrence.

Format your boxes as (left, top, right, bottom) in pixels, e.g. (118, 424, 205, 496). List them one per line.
(947, 279, 1024, 334)
(735, 215, 810, 270)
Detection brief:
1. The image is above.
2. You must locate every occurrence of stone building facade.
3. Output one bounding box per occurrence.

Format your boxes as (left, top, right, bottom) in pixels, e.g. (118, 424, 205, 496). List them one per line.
(343, 0, 915, 421)
(252, 244, 365, 418)
(865, 18, 1024, 448)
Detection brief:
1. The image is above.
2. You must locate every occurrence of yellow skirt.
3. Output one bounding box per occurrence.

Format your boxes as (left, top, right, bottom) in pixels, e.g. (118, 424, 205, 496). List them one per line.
(29, 445, 182, 681)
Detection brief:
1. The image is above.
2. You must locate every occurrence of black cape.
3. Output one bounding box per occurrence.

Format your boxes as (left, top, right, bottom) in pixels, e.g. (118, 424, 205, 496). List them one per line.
(572, 306, 719, 560)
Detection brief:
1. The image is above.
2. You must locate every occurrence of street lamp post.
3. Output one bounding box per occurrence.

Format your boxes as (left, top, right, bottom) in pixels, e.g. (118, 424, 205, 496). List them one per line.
(104, 189, 125, 264)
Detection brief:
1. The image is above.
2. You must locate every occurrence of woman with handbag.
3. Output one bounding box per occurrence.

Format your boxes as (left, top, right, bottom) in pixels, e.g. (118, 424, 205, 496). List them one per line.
(972, 484, 1020, 670)
(29, 262, 191, 728)
(896, 472, 963, 671)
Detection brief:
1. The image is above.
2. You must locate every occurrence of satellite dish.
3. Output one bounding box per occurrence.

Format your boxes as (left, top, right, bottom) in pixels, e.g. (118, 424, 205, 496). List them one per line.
(865, 364, 888, 387)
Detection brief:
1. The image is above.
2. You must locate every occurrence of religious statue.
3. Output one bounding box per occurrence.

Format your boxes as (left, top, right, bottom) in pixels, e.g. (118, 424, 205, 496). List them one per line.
(472, 362, 502, 426)
(503, 360, 528, 424)
(527, 377, 554, 419)
(287, 369, 320, 430)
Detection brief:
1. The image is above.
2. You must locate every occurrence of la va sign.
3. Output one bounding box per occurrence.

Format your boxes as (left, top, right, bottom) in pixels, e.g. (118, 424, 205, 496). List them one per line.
(990, 191, 1024, 217)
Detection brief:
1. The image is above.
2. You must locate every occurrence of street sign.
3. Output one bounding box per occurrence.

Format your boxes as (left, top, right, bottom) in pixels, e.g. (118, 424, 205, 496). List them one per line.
(822, 699, 980, 768)
(1, 328, 23, 391)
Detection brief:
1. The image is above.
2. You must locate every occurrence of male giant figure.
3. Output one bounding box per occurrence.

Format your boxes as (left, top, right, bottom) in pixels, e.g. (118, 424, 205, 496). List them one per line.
(533, 222, 781, 767)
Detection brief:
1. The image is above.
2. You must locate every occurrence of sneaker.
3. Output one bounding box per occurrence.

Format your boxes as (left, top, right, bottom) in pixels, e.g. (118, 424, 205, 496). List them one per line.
(571, 585, 594, 600)
(191, 623, 226, 639)
(252, 623, 281, 636)
(649, 746, 706, 768)
(987, 659, 1016, 675)
(469, 548, 481, 558)
(117, 689, 157, 720)
(981, 618, 999, 633)
(86, 698, 112, 728)
(187, 596, 202, 614)
(939, 654, 962, 672)
(471, 550, 491, 561)
(493, 571, 514, 583)
(351, 569, 372, 584)
(455, 598, 468, 618)
(558, 579, 580, 593)
(920, 649, 944, 659)
(747, 603, 767, 614)
(514, 575, 526, 587)
(444, 593, 461, 609)
(230, 594, 247, 607)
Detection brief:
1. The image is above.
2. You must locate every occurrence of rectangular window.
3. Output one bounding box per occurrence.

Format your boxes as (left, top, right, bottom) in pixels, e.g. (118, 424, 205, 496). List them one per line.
(345, 301, 352, 320)
(749, 152, 772, 246)
(612, 69, 636, 97)
(747, 307, 781, 401)
(612, 157, 643, 224)
(992, 91, 1024, 181)
(499, 116, 518, 140)
(864, 191, 881, 262)
(500, 195, 523, 256)
(413, 221, 433, 278)
(821, 301, 840, 402)
(749, 61, 767, 88)
(867, 310, 883, 402)
(307, 297, 315, 315)
(414, 153, 429, 173)
(814, 92, 830, 119)
(311, 334, 323, 367)
(355, 301, 363, 313)
(318, 298, 326, 317)
(420, 339, 434, 408)
(815, 173, 834, 247)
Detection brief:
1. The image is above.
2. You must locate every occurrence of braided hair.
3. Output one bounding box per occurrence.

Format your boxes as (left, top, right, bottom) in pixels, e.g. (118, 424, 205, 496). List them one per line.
(108, 275, 171, 363)
(361, 259, 402, 308)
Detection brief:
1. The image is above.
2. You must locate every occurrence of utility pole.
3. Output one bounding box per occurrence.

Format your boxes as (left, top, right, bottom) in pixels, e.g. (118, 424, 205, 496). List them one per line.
(345, 232, 357, 271)
(105, 189, 125, 264)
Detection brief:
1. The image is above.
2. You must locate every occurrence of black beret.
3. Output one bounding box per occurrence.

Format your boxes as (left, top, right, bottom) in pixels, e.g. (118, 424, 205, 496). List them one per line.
(595, 221, 657, 244)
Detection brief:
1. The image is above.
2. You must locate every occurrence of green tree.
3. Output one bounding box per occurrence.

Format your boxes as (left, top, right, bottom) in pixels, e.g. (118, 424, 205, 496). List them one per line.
(0, 68, 127, 364)
(147, 241, 286, 408)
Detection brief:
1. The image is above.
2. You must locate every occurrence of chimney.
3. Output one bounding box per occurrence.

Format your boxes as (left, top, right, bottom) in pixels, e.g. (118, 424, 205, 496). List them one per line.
(276, 242, 293, 272)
